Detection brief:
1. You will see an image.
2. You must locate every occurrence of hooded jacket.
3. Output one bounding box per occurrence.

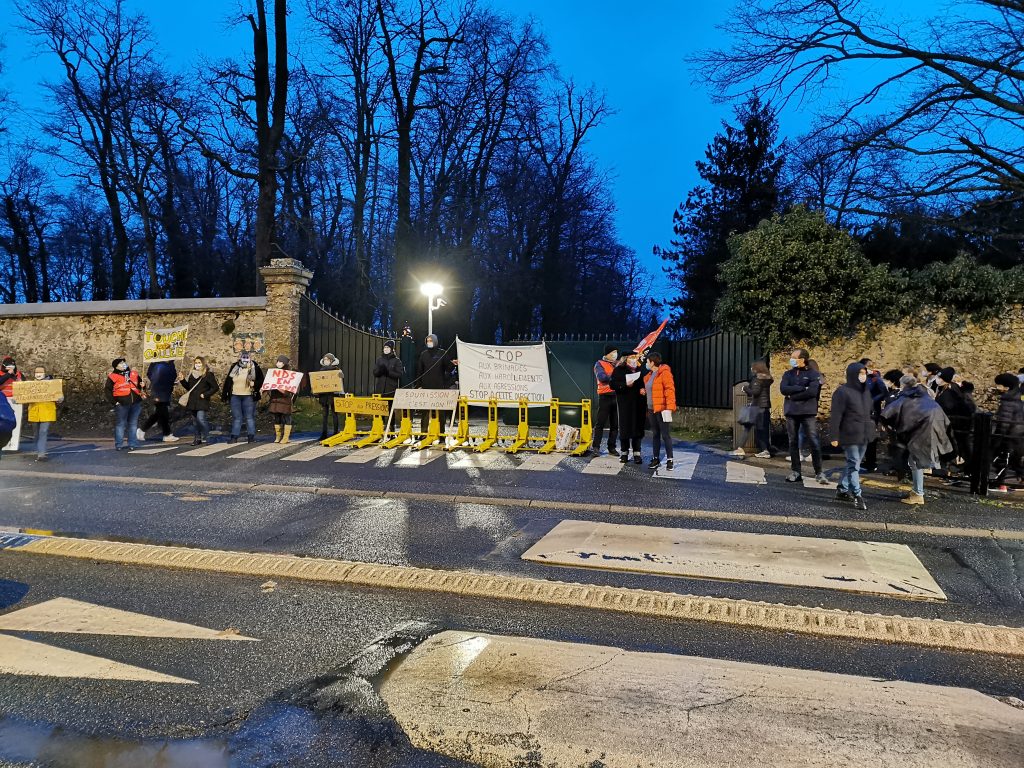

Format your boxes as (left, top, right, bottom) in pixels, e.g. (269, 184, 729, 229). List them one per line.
(316, 355, 345, 406)
(416, 335, 454, 390)
(780, 366, 823, 418)
(830, 363, 875, 447)
(881, 385, 954, 468)
(373, 345, 405, 396)
(146, 361, 178, 403)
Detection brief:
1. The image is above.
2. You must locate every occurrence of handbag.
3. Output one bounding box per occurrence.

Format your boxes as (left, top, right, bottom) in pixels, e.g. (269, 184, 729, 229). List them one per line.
(738, 403, 759, 427)
(178, 376, 203, 408)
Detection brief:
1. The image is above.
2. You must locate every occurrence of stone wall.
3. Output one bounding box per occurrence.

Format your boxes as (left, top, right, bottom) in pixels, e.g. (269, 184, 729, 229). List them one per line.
(780, 307, 1024, 417)
(0, 258, 313, 413)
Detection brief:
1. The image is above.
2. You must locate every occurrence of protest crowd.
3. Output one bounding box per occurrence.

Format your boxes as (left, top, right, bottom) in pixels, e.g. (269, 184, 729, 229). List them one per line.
(2, 331, 1023, 511)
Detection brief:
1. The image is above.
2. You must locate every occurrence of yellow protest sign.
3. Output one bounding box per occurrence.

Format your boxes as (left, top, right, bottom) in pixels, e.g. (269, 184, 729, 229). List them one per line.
(334, 397, 391, 416)
(11, 379, 63, 404)
(310, 370, 344, 394)
(144, 326, 189, 361)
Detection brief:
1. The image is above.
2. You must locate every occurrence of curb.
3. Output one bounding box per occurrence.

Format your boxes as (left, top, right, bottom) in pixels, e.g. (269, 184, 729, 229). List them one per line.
(2, 533, 1023, 658)
(4, 468, 1023, 541)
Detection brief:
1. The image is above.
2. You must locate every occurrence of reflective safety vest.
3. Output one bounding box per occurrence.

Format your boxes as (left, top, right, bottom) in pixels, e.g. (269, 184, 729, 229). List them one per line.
(0, 371, 23, 399)
(595, 359, 615, 396)
(108, 370, 143, 399)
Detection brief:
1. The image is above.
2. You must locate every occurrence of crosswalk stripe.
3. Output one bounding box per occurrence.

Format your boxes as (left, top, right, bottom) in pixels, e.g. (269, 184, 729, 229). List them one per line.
(517, 454, 566, 472)
(227, 439, 311, 459)
(280, 445, 339, 462)
(0, 634, 195, 683)
(451, 451, 506, 470)
(336, 447, 386, 464)
(396, 449, 447, 467)
(0, 598, 257, 640)
(725, 461, 767, 485)
(129, 446, 181, 455)
(181, 442, 239, 457)
(804, 476, 838, 490)
(654, 451, 699, 480)
(580, 456, 623, 475)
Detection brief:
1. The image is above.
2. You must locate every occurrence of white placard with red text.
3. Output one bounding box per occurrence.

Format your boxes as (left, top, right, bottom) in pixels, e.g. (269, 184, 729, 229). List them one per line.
(261, 369, 304, 394)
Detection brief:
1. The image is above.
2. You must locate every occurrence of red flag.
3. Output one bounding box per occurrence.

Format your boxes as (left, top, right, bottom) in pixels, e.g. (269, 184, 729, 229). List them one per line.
(633, 319, 669, 354)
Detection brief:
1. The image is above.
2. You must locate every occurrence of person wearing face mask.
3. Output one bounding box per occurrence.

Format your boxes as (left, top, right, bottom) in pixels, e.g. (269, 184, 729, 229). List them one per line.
(0, 357, 25, 400)
(780, 348, 827, 484)
(828, 363, 874, 510)
(593, 345, 620, 456)
(415, 334, 457, 432)
(373, 341, 405, 398)
(643, 352, 676, 471)
(732, 361, 774, 459)
(105, 358, 147, 451)
(610, 353, 647, 464)
(222, 352, 265, 443)
(934, 366, 975, 473)
(25, 366, 63, 462)
(316, 353, 345, 441)
(180, 357, 219, 445)
(268, 355, 297, 444)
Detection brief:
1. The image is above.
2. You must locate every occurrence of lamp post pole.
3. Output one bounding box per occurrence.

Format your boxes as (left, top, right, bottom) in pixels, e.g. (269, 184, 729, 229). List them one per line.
(420, 282, 444, 337)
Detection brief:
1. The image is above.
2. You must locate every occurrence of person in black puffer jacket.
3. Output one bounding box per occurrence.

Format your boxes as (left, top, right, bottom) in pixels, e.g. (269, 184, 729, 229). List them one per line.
(733, 361, 774, 458)
(779, 348, 826, 484)
(373, 340, 404, 397)
(610, 353, 647, 465)
(415, 335, 456, 432)
(829, 363, 874, 509)
(316, 353, 345, 441)
(993, 372, 1024, 482)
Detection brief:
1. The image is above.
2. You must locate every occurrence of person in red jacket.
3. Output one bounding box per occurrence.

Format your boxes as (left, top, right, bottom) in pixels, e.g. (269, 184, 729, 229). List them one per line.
(0, 357, 25, 398)
(105, 358, 147, 451)
(643, 352, 677, 471)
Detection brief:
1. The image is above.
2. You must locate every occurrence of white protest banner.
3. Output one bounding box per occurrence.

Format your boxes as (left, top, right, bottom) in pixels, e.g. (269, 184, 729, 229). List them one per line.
(143, 326, 189, 361)
(391, 388, 460, 412)
(261, 369, 304, 394)
(456, 339, 552, 406)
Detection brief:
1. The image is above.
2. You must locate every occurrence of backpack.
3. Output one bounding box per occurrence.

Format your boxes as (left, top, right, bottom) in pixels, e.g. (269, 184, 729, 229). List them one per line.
(0, 393, 15, 435)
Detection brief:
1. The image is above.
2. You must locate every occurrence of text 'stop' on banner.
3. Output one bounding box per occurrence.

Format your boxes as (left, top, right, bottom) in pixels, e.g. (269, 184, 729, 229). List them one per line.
(456, 339, 552, 407)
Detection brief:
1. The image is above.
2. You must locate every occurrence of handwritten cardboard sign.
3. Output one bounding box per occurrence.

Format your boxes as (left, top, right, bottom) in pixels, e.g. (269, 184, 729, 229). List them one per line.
(310, 370, 344, 394)
(391, 388, 460, 411)
(144, 326, 189, 361)
(11, 379, 64, 404)
(333, 397, 391, 416)
(260, 369, 304, 394)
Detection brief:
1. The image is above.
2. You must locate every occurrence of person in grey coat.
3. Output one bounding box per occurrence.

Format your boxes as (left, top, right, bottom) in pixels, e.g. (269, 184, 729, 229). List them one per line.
(881, 375, 954, 505)
(829, 362, 874, 509)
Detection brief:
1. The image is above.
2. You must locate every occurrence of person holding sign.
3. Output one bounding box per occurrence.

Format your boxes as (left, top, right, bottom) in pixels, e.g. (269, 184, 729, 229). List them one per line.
(314, 353, 345, 441)
(106, 358, 147, 451)
(611, 353, 647, 465)
(180, 357, 219, 445)
(267, 355, 298, 444)
(24, 366, 63, 461)
(222, 352, 265, 443)
(643, 353, 676, 472)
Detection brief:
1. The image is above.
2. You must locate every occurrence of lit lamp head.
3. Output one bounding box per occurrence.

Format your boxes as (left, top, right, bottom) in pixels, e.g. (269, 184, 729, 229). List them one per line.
(420, 282, 443, 299)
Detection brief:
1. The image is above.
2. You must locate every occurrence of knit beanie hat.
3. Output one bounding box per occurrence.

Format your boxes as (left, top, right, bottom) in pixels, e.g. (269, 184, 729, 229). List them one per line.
(899, 374, 919, 389)
(604, 344, 618, 355)
(883, 369, 903, 386)
(938, 367, 955, 384)
(995, 372, 1019, 388)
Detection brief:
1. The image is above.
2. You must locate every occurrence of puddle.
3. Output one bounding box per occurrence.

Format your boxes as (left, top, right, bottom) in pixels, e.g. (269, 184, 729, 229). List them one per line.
(0, 716, 229, 768)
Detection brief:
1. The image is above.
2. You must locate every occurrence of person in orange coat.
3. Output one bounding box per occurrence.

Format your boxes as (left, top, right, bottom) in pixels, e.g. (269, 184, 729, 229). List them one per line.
(643, 352, 677, 471)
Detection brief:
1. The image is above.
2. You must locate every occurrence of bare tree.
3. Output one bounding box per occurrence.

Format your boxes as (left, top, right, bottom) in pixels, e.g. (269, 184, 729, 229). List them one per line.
(699, 0, 1024, 211)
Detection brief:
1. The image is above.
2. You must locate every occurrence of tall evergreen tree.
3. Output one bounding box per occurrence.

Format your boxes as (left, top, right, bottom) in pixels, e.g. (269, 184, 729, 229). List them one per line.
(658, 97, 783, 330)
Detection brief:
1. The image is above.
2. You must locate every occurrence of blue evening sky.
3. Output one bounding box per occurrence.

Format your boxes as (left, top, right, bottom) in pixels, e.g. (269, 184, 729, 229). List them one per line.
(1, 0, 935, 297)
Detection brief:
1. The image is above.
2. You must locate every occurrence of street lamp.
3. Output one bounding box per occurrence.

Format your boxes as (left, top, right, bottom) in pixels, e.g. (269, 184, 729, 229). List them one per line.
(420, 282, 446, 336)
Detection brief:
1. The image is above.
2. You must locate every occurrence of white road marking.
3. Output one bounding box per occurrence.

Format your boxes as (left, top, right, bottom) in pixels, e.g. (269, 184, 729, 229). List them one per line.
(336, 447, 387, 464)
(653, 451, 699, 480)
(129, 446, 182, 455)
(396, 449, 447, 467)
(180, 442, 239, 457)
(0, 598, 257, 640)
(517, 454, 566, 472)
(280, 445, 340, 462)
(580, 456, 624, 475)
(522, 520, 946, 600)
(725, 461, 767, 485)
(0, 635, 195, 683)
(451, 451, 506, 470)
(380, 631, 1024, 768)
(804, 476, 839, 490)
(228, 439, 311, 459)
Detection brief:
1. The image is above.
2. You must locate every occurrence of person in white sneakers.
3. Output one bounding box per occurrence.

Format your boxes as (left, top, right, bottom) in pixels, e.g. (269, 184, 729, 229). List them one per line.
(732, 360, 774, 459)
(644, 352, 677, 471)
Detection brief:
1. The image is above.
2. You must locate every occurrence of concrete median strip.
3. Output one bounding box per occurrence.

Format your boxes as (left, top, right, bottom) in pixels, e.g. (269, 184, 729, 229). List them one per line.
(2, 532, 1023, 657)
(3, 468, 1023, 542)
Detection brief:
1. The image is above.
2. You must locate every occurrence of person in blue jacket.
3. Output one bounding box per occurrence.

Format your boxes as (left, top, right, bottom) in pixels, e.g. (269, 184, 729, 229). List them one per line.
(138, 360, 179, 443)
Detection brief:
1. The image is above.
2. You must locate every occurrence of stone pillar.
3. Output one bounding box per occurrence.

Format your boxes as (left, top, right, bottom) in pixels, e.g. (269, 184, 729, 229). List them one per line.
(260, 258, 313, 366)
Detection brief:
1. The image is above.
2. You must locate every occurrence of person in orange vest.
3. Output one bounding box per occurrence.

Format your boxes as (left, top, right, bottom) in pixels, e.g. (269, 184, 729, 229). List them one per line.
(643, 352, 677, 471)
(0, 357, 25, 398)
(593, 345, 620, 456)
(105, 357, 147, 451)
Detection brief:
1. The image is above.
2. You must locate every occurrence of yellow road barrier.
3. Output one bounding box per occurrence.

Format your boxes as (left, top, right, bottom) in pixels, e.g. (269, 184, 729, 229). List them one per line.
(322, 395, 390, 447)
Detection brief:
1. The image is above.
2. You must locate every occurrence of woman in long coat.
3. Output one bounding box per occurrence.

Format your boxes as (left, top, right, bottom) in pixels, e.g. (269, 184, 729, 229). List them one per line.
(611, 353, 646, 465)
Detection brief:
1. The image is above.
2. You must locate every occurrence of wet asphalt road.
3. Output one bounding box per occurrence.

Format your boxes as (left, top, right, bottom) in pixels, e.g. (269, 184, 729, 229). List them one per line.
(2, 435, 1024, 766)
